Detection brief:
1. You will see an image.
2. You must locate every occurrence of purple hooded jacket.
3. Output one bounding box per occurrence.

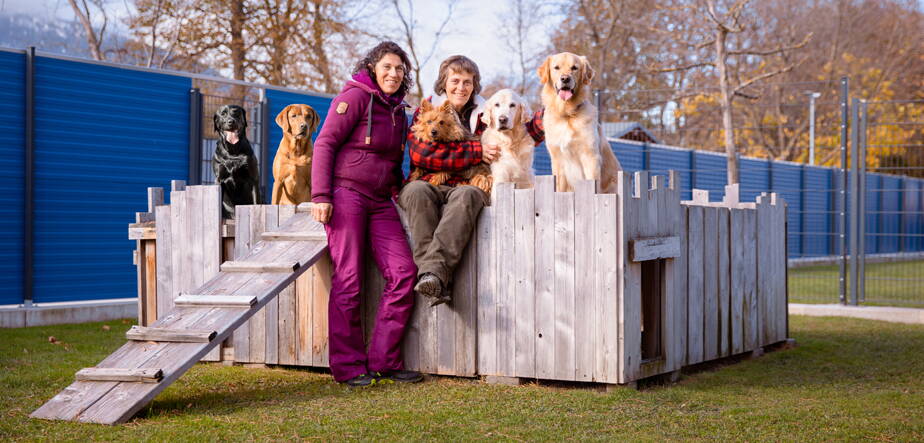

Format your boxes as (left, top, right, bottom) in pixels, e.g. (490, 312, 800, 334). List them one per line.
(311, 72, 409, 204)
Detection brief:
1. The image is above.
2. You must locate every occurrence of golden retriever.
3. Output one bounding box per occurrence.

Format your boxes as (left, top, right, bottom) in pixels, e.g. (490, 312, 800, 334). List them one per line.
(480, 89, 535, 190)
(272, 104, 319, 205)
(538, 52, 621, 192)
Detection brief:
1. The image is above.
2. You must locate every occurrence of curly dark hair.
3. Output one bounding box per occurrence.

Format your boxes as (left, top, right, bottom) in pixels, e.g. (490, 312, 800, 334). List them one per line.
(352, 41, 415, 97)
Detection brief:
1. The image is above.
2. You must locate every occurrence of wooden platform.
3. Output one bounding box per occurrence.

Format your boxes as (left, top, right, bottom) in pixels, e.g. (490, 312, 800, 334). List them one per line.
(31, 211, 328, 425)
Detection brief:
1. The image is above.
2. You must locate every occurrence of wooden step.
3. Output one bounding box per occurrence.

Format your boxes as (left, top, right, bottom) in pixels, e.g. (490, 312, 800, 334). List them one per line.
(296, 202, 314, 213)
(125, 325, 216, 343)
(174, 294, 257, 307)
(220, 261, 300, 273)
(75, 368, 163, 383)
(261, 231, 326, 242)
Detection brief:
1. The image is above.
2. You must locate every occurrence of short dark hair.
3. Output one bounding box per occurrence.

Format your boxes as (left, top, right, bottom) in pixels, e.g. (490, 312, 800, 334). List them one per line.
(353, 41, 415, 96)
(433, 55, 482, 97)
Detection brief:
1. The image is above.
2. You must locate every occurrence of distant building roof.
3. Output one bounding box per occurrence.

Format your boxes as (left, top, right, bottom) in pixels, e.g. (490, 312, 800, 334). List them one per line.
(601, 122, 661, 144)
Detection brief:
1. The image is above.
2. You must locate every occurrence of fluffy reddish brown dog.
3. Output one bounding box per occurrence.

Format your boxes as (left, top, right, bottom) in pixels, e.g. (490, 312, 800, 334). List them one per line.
(409, 99, 492, 194)
(538, 52, 621, 192)
(272, 103, 319, 205)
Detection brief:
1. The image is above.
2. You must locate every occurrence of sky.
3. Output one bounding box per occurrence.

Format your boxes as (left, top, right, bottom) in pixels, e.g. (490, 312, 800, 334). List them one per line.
(0, 0, 541, 95)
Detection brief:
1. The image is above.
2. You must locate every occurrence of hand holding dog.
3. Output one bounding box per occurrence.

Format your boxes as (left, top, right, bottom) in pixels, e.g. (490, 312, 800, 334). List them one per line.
(482, 143, 499, 163)
(312, 203, 333, 224)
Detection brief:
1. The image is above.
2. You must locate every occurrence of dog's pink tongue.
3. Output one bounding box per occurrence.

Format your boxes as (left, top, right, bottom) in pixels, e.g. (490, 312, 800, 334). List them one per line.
(558, 89, 573, 101)
(224, 130, 239, 144)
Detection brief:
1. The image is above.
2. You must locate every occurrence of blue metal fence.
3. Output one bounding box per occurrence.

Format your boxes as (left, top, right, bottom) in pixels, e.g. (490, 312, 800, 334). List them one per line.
(0, 49, 25, 305)
(1, 47, 922, 305)
(30, 55, 190, 303)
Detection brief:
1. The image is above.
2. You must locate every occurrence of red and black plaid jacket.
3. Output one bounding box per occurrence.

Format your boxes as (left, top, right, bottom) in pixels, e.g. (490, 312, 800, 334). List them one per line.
(407, 104, 546, 187)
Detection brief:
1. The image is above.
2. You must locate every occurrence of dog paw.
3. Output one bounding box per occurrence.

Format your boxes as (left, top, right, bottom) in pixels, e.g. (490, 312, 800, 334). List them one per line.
(428, 172, 450, 186)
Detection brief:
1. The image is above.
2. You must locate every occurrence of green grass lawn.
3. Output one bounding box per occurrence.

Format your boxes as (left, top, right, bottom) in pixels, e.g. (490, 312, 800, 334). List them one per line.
(2, 316, 923, 441)
(789, 259, 924, 306)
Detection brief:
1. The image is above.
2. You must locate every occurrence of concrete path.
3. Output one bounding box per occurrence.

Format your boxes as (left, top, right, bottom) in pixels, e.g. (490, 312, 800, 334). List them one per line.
(790, 303, 924, 325)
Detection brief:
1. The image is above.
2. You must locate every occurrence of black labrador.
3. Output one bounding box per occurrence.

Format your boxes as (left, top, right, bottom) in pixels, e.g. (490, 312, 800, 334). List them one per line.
(213, 104, 261, 218)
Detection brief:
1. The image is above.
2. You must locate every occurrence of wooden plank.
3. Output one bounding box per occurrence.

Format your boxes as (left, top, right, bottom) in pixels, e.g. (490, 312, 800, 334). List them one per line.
(277, 205, 298, 365)
(147, 187, 164, 212)
(702, 206, 719, 361)
(75, 368, 163, 383)
(174, 295, 256, 307)
(717, 208, 731, 357)
(249, 206, 268, 363)
(261, 231, 327, 242)
(125, 326, 216, 343)
(553, 189, 576, 381)
(452, 229, 478, 376)
(776, 198, 788, 343)
(573, 180, 595, 381)
(756, 195, 771, 347)
(169, 189, 189, 318)
(662, 171, 682, 373)
(686, 205, 704, 365)
(231, 205, 253, 363)
(475, 205, 496, 375)
(677, 205, 689, 367)
(513, 187, 536, 378)
(311, 253, 331, 366)
(729, 208, 745, 354)
(692, 189, 710, 204)
(143, 241, 158, 325)
(202, 186, 224, 361)
(618, 171, 643, 383)
(534, 175, 555, 379)
(494, 182, 516, 376)
(594, 193, 619, 383)
(264, 206, 280, 365)
(630, 236, 681, 261)
(295, 266, 312, 366)
(220, 261, 300, 273)
(743, 208, 759, 351)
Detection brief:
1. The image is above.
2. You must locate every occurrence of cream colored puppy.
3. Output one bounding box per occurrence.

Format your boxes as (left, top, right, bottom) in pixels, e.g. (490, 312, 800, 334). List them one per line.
(538, 52, 620, 192)
(481, 89, 535, 190)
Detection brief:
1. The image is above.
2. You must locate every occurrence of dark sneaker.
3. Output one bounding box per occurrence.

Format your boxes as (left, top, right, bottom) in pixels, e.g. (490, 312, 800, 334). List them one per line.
(414, 273, 443, 301)
(376, 370, 423, 383)
(344, 373, 376, 387)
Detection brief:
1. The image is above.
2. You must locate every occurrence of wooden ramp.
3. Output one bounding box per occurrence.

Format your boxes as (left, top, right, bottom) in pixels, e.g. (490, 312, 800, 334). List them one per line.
(31, 208, 328, 425)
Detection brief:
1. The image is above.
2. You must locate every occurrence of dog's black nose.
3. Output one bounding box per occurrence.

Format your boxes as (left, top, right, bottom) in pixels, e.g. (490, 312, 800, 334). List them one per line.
(560, 76, 573, 84)
(430, 129, 438, 136)
(498, 116, 509, 124)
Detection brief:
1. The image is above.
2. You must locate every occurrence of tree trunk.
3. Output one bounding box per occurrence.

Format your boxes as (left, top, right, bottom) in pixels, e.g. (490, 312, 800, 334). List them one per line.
(67, 0, 104, 61)
(230, 0, 246, 97)
(715, 26, 739, 184)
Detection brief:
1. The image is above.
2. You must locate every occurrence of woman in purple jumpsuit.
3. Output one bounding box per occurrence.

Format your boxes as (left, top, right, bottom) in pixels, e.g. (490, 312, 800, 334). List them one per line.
(310, 41, 422, 387)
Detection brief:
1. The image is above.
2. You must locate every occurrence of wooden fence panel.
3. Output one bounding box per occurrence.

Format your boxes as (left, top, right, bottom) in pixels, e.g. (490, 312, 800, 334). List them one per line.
(729, 208, 745, 355)
(534, 176, 556, 379)
(553, 190, 576, 381)
(593, 192, 619, 383)
(475, 205, 496, 375)
(702, 206, 719, 361)
(686, 205, 704, 364)
(717, 208, 731, 357)
(574, 180, 595, 381)
(514, 188, 536, 378)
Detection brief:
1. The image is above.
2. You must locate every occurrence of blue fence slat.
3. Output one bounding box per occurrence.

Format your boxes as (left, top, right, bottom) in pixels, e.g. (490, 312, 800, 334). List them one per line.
(879, 175, 902, 253)
(0, 50, 25, 305)
(31, 56, 190, 303)
(771, 163, 802, 257)
(649, 146, 692, 199)
(692, 151, 727, 202)
(611, 141, 644, 173)
(739, 157, 770, 204)
(803, 166, 833, 257)
(864, 174, 881, 254)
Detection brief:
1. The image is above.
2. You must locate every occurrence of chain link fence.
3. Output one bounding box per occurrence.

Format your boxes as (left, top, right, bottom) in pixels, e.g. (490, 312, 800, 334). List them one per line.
(596, 79, 924, 307)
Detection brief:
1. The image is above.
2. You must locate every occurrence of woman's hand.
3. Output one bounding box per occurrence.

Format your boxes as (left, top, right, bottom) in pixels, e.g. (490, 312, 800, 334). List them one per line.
(482, 143, 499, 163)
(312, 203, 333, 224)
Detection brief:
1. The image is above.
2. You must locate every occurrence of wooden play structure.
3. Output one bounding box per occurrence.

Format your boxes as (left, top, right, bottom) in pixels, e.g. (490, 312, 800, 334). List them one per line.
(32, 171, 789, 424)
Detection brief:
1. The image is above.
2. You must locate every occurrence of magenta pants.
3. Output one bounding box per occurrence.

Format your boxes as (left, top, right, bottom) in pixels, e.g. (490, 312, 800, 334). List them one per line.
(324, 186, 417, 382)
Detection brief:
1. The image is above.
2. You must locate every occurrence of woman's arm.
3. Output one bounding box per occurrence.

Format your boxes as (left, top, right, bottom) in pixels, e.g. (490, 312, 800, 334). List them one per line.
(407, 108, 485, 172)
(525, 108, 545, 145)
(311, 88, 365, 204)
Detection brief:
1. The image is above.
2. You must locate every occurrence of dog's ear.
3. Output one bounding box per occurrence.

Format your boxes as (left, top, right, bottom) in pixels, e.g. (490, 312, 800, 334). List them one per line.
(516, 101, 531, 126)
(439, 100, 454, 114)
(537, 56, 551, 85)
(275, 105, 292, 134)
(213, 109, 221, 135)
(305, 105, 320, 135)
(420, 100, 433, 113)
(580, 56, 595, 85)
(480, 102, 494, 127)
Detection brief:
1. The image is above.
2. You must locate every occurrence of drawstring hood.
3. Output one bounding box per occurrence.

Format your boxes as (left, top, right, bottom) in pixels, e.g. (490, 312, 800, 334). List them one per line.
(350, 70, 407, 145)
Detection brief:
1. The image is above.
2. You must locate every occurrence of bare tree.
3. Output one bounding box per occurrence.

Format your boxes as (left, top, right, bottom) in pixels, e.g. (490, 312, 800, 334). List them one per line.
(68, 0, 109, 61)
(497, 0, 545, 99)
(650, 0, 811, 184)
(387, 0, 458, 103)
